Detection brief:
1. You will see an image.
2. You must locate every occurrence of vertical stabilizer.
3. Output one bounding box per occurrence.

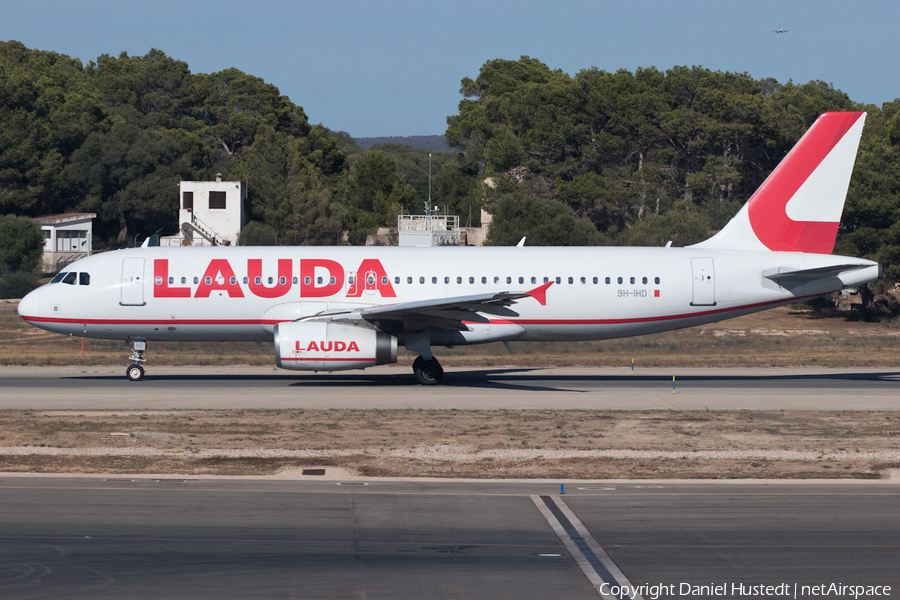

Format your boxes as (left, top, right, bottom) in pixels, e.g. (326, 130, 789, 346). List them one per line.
(692, 112, 866, 253)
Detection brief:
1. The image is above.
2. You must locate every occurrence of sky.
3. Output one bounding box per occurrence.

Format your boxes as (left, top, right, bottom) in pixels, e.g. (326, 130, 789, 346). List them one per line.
(3, 0, 899, 138)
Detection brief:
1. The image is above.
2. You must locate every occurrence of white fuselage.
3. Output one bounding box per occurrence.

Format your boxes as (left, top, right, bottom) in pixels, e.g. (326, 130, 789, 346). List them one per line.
(17, 245, 880, 346)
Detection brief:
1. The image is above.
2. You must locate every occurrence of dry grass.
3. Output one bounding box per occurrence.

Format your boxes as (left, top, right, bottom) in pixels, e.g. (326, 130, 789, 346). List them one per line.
(0, 409, 897, 479)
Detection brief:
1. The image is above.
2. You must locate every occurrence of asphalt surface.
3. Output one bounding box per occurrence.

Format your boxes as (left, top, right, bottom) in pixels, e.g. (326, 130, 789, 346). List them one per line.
(0, 476, 897, 599)
(1, 365, 900, 410)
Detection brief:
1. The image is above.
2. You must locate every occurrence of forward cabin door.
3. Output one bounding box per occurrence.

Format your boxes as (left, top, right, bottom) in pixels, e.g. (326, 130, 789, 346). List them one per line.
(690, 257, 716, 306)
(120, 258, 146, 306)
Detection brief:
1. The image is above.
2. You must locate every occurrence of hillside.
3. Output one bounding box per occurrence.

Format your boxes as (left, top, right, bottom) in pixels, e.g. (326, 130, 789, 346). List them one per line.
(354, 135, 452, 152)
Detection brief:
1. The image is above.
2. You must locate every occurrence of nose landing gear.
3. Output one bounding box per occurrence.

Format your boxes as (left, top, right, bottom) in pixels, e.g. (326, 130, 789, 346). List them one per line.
(126, 340, 147, 381)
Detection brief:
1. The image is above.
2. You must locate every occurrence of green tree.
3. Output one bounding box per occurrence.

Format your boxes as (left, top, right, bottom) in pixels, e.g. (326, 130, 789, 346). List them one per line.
(0, 214, 43, 272)
(343, 151, 415, 244)
(67, 122, 207, 245)
(484, 188, 606, 246)
(238, 221, 277, 246)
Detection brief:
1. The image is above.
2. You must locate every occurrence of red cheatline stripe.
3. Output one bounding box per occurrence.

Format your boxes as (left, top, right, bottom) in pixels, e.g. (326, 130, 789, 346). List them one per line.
(280, 357, 375, 362)
(18, 293, 825, 330)
(21, 316, 279, 326)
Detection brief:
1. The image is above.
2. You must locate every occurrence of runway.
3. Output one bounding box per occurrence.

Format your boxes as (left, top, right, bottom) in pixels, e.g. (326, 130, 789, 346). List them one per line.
(1, 365, 900, 410)
(0, 476, 897, 600)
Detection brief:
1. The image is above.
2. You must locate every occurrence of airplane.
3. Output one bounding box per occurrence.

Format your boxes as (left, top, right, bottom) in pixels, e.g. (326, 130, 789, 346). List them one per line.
(17, 112, 880, 385)
(773, 27, 788, 33)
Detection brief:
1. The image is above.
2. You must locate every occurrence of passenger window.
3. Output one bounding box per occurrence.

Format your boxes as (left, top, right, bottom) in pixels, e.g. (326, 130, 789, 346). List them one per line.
(304, 276, 311, 285)
(568, 277, 573, 284)
(642, 277, 648, 284)
(407, 277, 412, 284)
(432, 277, 437, 284)
(530, 276, 536, 284)
(419, 276, 425, 284)
(349, 276, 355, 285)
(457, 276, 462, 284)
(593, 277, 598, 284)
(444, 276, 450, 284)
(280, 276, 287, 285)
(79, 273, 90, 286)
(518, 276, 524, 284)
(617, 277, 623, 284)
(204, 276, 212, 285)
(317, 276, 323, 285)
(506, 277, 511, 284)
(193, 277, 199, 284)
(381, 276, 388, 285)
(256, 276, 262, 285)
(329, 276, 335, 285)
(630, 277, 635, 284)
(544, 277, 549, 284)
(181, 277, 187, 285)
(268, 277, 274, 285)
(367, 275, 375, 285)
(243, 277, 249, 284)
(580, 277, 586, 284)
(231, 277, 237, 285)
(494, 276, 500, 284)
(293, 277, 299, 284)
(481, 276, 487, 284)
(50, 272, 67, 284)
(168, 277, 174, 285)
(469, 276, 475, 284)
(655, 277, 660, 284)
(555, 277, 561, 284)
(605, 277, 610, 284)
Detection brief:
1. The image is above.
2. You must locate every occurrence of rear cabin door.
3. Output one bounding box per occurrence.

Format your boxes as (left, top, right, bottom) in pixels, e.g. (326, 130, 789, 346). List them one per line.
(120, 258, 146, 306)
(690, 257, 716, 306)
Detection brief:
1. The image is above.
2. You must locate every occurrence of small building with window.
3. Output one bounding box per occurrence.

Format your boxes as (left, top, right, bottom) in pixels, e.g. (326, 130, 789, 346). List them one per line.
(160, 174, 247, 247)
(35, 213, 96, 273)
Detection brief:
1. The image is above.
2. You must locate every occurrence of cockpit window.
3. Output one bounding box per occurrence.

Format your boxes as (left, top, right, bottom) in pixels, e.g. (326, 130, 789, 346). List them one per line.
(61, 272, 77, 285)
(50, 272, 67, 284)
(79, 273, 90, 286)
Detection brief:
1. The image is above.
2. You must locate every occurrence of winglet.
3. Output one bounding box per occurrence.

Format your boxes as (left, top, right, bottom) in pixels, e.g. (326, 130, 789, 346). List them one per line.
(526, 281, 553, 305)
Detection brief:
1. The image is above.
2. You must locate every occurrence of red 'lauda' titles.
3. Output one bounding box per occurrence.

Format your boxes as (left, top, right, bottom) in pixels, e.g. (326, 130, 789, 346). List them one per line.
(194, 259, 245, 298)
(154, 257, 393, 300)
(300, 259, 344, 297)
(153, 260, 191, 298)
(248, 259, 292, 298)
(346, 259, 396, 298)
(297, 340, 360, 352)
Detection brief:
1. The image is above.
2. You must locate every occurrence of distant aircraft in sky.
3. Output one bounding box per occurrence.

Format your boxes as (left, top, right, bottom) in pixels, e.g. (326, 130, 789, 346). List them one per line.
(17, 113, 878, 385)
(772, 27, 788, 34)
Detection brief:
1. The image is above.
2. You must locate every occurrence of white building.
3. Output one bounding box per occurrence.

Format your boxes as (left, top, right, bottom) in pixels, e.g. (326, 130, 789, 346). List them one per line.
(35, 213, 96, 273)
(161, 175, 247, 246)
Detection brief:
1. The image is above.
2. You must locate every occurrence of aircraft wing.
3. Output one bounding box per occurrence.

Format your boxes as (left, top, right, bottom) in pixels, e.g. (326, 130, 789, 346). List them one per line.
(303, 282, 553, 332)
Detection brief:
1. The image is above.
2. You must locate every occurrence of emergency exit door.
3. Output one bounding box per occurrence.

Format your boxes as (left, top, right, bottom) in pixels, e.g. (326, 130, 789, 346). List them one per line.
(120, 258, 146, 306)
(690, 257, 716, 306)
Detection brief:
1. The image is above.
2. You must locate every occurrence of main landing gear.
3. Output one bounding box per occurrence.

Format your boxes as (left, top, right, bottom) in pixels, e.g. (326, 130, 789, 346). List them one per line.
(126, 340, 147, 381)
(413, 355, 443, 385)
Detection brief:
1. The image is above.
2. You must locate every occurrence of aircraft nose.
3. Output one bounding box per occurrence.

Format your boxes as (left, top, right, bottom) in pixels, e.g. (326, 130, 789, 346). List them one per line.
(17, 288, 41, 321)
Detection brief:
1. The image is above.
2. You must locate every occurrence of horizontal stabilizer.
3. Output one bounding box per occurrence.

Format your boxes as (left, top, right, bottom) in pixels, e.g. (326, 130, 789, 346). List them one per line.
(763, 264, 872, 283)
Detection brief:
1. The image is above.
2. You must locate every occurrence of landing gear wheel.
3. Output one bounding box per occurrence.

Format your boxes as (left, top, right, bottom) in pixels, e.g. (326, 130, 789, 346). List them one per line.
(126, 364, 145, 382)
(414, 358, 443, 385)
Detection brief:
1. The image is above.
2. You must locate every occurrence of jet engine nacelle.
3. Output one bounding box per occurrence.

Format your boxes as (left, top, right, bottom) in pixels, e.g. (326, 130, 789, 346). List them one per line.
(274, 320, 397, 371)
